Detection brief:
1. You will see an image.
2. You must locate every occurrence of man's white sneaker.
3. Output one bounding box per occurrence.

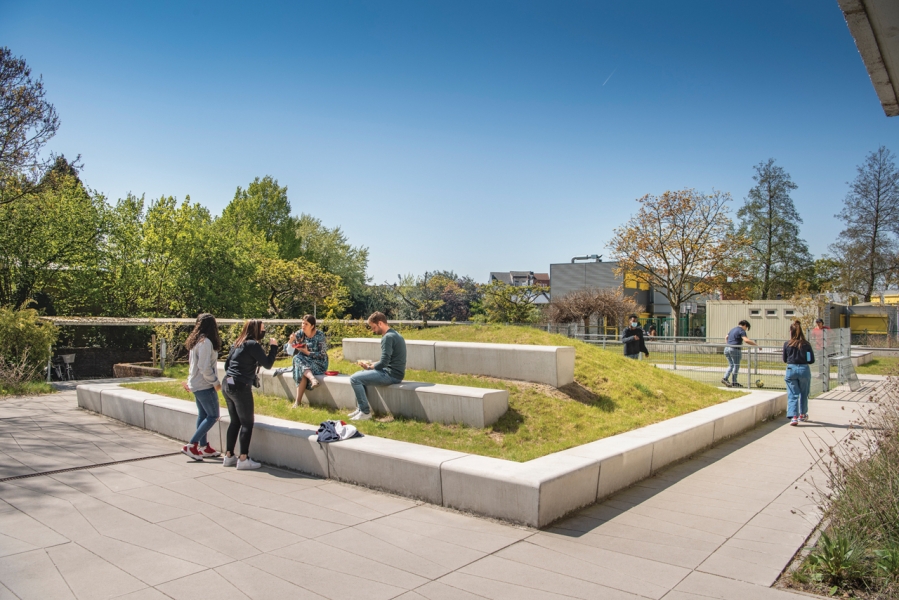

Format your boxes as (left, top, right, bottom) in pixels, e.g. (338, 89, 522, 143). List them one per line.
(350, 411, 371, 421)
(347, 408, 360, 418)
(222, 455, 238, 467)
(236, 457, 261, 470)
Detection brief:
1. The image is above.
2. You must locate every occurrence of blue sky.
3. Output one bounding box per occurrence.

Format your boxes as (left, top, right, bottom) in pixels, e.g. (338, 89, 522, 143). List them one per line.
(2, 1, 896, 283)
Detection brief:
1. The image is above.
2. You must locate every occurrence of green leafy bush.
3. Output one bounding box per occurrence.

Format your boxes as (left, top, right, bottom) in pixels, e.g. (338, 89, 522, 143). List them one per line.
(0, 307, 58, 377)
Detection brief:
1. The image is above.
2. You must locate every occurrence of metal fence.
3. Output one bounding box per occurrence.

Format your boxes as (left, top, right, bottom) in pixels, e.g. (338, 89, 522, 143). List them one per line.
(562, 327, 857, 398)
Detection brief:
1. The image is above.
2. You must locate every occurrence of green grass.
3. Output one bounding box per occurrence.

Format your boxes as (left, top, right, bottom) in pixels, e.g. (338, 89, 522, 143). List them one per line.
(126, 325, 742, 462)
(0, 381, 56, 397)
(855, 357, 899, 375)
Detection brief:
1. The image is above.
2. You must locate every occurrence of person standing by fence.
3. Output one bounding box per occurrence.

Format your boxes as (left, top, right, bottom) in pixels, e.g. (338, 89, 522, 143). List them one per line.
(221, 320, 279, 470)
(621, 315, 649, 360)
(722, 320, 756, 388)
(181, 313, 223, 461)
(783, 321, 815, 426)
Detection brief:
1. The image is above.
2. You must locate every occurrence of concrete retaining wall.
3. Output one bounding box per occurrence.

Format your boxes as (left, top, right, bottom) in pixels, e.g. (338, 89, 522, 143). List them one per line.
(342, 339, 576, 387)
(217, 364, 508, 428)
(77, 384, 785, 528)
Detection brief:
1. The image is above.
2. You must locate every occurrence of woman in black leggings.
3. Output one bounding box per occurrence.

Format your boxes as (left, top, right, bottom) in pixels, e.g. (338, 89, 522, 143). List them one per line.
(221, 320, 279, 470)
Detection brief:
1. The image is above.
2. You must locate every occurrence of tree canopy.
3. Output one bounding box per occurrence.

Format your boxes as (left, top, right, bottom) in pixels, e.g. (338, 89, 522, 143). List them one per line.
(610, 188, 745, 326)
(830, 146, 899, 301)
(736, 159, 813, 299)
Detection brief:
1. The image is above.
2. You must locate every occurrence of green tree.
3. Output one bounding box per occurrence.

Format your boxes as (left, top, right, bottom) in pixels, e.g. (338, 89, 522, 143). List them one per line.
(393, 272, 446, 326)
(0, 47, 61, 206)
(295, 213, 369, 299)
(0, 173, 105, 309)
(736, 159, 813, 299)
(610, 189, 745, 332)
(255, 257, 347, 318)
(481, 281, 547, 323)
(830, 146, 899, 301)
(220, 176, 299, 259)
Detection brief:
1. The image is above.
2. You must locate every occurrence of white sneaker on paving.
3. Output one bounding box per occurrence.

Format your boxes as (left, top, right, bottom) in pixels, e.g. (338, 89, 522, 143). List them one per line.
(350, 411, 371, 421)
(222, 455, 238, 467)
(347, 408, 360, 418)
(236, 457, 261, 470)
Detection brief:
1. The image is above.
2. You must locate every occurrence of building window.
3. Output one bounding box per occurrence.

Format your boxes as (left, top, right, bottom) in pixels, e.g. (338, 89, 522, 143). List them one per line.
(750, 309, 761, 317)
(766, 309, 777, 317)
(785, 309, 795, 317)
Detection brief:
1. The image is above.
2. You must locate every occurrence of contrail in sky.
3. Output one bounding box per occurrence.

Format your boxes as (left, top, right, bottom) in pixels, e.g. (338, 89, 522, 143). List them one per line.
(602, 69, 616, 86)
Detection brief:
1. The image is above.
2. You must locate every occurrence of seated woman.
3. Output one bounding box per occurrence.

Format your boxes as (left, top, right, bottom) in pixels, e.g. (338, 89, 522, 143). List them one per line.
(285, 315, 329, 408)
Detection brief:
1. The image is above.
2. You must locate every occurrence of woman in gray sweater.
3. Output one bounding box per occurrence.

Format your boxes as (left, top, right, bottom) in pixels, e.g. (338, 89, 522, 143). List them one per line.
(181, 314, 223, 461)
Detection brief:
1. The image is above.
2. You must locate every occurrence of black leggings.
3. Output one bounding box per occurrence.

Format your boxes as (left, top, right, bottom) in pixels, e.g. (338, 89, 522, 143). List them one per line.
(223, 380, 255, 456)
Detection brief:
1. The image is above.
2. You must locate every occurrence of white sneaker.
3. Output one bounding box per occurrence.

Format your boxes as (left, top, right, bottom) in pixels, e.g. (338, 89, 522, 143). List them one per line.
(347, 408, 360, 418)
(222, 455, 238, 467)
(350, 411, 371, 421)
(236, 457, 261, 470)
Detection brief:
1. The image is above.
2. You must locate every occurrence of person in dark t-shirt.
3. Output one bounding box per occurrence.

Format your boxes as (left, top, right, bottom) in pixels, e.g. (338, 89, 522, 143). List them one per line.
(722, 320, 756, 388)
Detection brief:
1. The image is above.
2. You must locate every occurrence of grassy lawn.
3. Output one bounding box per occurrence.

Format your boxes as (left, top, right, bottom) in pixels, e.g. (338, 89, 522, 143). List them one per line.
(855, 356, 899, 375)
(125, 325, 742, 462)
(0, 381, 56, 397)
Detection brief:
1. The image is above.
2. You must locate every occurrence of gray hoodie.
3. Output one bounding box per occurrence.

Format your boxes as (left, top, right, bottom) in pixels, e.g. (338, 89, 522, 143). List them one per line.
(187, 337, 219, 392)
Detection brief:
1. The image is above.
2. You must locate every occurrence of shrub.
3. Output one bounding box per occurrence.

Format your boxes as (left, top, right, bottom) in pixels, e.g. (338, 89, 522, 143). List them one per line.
(0, 307, 58, 378)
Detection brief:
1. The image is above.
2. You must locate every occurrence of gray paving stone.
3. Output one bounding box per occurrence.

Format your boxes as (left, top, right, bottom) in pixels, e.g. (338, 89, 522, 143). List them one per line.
(46, 542, 147, 599)
(76, 533, 208, 586)
(246, 553, 407, 600)
(0, 549, 77, 599)
(277, 539, 430, 590)
(495, 540, 676, 598)
(156, 569, 250, 599)
(458, 556, 646, 599)
(675, 570, 811, 599)
(216, 561, 327, 599)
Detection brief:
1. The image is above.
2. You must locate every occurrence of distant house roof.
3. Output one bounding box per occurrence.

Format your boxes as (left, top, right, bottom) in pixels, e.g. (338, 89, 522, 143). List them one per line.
(489, 271, 548, 286)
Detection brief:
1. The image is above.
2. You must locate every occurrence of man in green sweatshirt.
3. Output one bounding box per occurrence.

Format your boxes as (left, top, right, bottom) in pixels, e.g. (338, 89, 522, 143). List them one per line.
(348, 312, 407, 421)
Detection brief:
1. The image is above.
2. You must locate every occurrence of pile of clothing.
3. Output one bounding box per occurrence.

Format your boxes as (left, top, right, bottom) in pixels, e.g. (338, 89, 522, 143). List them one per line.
(316, 420, 363, 443)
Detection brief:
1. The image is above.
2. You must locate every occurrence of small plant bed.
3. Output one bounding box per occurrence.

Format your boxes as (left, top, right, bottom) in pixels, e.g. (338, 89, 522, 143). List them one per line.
(779, 374, 899, 599)
(125, 325, 741, 462)
(0, 381, 55, 398)
(855, 357, 899, 376)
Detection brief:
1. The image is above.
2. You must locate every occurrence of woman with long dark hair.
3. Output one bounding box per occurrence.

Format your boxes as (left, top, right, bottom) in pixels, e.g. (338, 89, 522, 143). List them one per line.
(285, 315, 328, 408)
(221, 319, 279, 469)
(181, 313, 223, 460)
(783, 320, 815, 426)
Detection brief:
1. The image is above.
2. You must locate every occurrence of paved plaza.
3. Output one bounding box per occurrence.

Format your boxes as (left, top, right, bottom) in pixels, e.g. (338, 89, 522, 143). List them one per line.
(0, 378, 885, 600)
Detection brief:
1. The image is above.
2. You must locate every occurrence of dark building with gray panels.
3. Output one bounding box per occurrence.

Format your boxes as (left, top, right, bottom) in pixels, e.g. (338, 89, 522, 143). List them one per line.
(549, 259, 672, 316)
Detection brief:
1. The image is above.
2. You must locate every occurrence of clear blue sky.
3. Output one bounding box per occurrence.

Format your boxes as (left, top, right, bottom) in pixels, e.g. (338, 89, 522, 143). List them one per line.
(2, 1, 896, 283)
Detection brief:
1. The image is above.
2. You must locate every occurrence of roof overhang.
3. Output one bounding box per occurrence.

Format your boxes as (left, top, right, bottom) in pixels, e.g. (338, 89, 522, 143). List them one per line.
(838, 0, 899, 116)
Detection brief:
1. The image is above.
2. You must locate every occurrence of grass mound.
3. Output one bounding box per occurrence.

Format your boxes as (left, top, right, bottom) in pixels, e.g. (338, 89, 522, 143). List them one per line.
(126, 325, 740, 462)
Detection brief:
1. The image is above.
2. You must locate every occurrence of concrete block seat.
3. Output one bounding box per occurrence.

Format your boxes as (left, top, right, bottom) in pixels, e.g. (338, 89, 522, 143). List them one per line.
(77, 381, 787, 528)
(217, 363, 509, 428)
(342, 339, 576, 388)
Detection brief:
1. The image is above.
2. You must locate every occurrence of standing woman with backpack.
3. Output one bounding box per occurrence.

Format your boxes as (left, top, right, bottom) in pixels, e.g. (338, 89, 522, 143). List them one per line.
(181, 313, 223, 461)
(222, 320, 279, 470)
(783, 320, 815, 426)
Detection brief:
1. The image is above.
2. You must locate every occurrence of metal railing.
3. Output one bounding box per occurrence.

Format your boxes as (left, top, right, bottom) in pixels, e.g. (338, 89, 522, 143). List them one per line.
(567, 328, 857, 397)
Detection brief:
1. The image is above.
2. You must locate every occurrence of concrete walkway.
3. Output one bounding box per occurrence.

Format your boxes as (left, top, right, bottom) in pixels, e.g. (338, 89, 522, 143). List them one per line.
(0, 379, 885, 600)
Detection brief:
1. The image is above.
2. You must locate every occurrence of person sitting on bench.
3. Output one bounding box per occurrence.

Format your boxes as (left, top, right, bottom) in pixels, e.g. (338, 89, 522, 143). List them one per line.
(347, 312, 406, 421)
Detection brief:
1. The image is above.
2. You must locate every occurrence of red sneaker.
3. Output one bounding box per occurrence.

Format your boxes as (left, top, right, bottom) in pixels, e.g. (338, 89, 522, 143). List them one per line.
(181, 444, 203, 461)
(200, 444, 220, 458)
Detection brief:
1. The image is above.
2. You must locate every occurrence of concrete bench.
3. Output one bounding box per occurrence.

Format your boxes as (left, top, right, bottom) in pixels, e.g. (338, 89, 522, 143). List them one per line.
(77, 382, 787, 528)
(342, 339, 576, 388)
(216, 363, 509, 428)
